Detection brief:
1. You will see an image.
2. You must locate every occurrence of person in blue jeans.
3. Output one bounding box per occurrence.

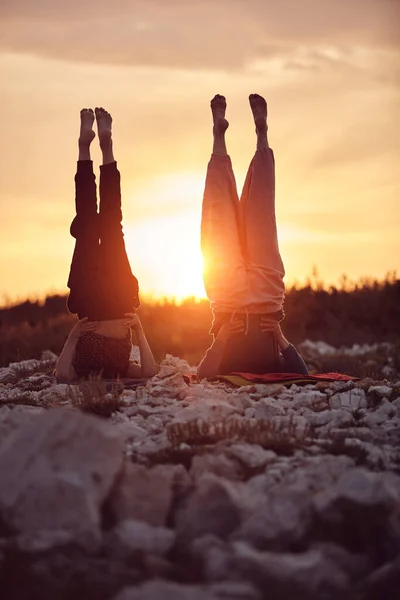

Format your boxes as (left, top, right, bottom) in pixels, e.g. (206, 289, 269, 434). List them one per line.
(197, 94, 308, 379)
(55, 108, 156, 382)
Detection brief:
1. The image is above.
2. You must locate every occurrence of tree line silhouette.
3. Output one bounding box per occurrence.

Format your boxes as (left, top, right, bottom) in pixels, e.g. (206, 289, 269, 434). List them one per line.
(0, 272, 399, 368)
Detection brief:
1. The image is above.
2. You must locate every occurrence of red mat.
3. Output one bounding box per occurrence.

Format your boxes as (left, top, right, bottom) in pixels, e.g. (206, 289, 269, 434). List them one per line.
(216, 371, 359, 387)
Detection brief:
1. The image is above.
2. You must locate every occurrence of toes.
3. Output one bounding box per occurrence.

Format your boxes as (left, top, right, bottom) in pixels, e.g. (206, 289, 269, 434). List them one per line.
(80, 108, 95, 122)
(210, 94, 227, 109)
(249, 93, 266, 106)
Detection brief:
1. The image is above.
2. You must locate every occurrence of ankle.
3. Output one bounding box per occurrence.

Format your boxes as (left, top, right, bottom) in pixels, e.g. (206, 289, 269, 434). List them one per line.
(101, 144, 115, 165)
(78, 139, 92, 149)
(78, 143, 91, 161)
(100, 137, 112, 151)
(256, 128, 269, 149)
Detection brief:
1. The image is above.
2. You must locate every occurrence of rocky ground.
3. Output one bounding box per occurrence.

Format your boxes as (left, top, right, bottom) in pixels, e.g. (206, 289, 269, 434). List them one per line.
(0, 343, 399, 600)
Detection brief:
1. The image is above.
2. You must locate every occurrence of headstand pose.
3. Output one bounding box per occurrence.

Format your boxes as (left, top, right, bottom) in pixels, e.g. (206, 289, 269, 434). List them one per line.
(197, 94, 308, 379)
(55, 108, 156, 382)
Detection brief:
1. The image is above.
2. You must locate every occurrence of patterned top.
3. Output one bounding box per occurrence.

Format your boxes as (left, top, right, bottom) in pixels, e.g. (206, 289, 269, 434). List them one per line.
(73, 331, 132, 379)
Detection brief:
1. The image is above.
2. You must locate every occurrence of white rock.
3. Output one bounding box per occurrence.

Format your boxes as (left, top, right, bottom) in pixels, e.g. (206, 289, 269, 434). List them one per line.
(249, 454, 354, 496)
(175, 474, 256, 545)
(227, 391, 253, 412)
(170, 398, 241, 428)
(208, 581, 261, 600)
(291, 391, 327, 410)
(205, 542, 351, 598)
(116, 421, 148, 441)
(108, 462, 190, 526)
(253, 383, 285, 398)
(327, 427, 373, 442)
(289, 384, 301, 393)
(135, 387, 149, 402)
(362, 411, 390, 427)
(233, 482, 313, 550)
(308, 410, 333, 427)
(225, 443, 277, 470)
(376, 402, 397, 418)
(113, 581, 220, 600)
(0, 408, 124, 551)
(329, 388, 367, 410)
(381, 418, 400, 433)
(244, 407, 255, 418)
(368, 385, 393, 398)
(190, 453, 242, 481)
(0, 405, 45, 447)
(315, 467, 400, 521)
(254, 397, 286, 418)
(0, 367, 13, 384)
(38, 383, 70, 403)
(330, 409, 355, 428)
(111, 519, 175, 556)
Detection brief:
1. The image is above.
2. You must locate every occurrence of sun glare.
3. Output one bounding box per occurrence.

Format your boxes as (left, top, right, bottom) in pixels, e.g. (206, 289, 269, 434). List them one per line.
(123, 171, 208, 302)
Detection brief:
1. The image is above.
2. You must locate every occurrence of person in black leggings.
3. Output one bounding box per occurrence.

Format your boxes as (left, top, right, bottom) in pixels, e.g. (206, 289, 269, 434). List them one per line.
(55, 108, 156, 382)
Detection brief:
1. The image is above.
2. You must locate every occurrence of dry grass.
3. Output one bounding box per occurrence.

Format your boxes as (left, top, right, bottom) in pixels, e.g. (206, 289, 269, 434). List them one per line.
(68, 377, 123, 418)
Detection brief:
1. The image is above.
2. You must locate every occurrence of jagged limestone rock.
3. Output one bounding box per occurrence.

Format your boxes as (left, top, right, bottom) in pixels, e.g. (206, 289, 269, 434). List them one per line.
(108, 519, 175, 557)
(314, 467, 400, 557)
(368, 385, 393, 398)
(225, 443, 277, 471)
(0, 404, 45, 447)
(330, 389, 367, 410)
(232, 481, 313, 551)
(203, 541, 353, 599)
(113, 580, 261, 600)
(108, 462, 190, 527)
(190, 453, 242, 482)
(175, 474, 256, 545)
(0, 408, 124, 551)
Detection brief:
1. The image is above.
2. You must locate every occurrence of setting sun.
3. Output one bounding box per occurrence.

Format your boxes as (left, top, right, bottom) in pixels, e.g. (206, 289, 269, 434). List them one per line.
(123, 171, 207, 302)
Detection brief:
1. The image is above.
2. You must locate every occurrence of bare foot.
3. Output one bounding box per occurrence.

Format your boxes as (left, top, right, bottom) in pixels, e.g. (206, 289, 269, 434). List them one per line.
(95, 107, 112, 149)
(249, 94, 267, 133)
(211, 94, 229, 136)
(79, 108, 95, 146)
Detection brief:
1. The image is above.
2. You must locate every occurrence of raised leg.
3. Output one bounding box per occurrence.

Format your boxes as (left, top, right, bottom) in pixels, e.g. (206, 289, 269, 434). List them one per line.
(201, 95, 248, 309)
(67, 109, 101, 316)
(239, 95, 285, 310)
(96, 107, 140, 315)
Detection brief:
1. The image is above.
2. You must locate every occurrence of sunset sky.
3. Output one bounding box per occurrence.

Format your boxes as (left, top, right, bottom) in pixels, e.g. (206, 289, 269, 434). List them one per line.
(0, 0, 399, 305)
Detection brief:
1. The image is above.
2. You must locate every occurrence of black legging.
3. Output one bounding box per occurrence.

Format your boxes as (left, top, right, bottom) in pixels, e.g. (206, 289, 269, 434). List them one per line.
(67, 160, 139, 320)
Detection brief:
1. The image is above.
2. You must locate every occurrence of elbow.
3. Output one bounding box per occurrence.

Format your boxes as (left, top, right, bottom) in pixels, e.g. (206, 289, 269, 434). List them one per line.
(55, 360, 76, 383)
(55, 368, 74, 383)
